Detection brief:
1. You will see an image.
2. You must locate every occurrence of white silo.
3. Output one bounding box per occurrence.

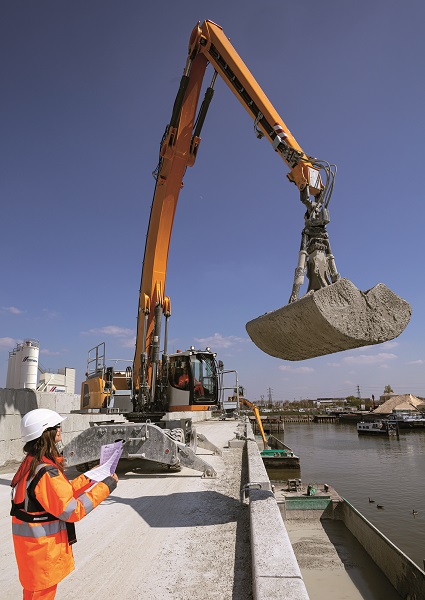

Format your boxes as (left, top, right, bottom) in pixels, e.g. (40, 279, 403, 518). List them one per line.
(6, 350, 15, 388)
(13, 343, 23, 389)
(19, 339, 40, 390)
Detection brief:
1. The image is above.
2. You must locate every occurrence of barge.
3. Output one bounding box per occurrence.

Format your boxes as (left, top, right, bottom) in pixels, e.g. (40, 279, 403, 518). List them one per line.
(273, 480, 425, 599)
(357, 419, 398, 436)
(260, 434, 300, 468)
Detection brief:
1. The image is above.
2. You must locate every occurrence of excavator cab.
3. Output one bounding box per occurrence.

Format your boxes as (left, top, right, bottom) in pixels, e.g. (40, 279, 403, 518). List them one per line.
(167, 349, 218, 411)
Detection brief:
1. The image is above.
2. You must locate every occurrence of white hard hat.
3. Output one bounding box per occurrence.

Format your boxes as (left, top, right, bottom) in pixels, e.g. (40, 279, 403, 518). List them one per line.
(21, 408, 66, 442)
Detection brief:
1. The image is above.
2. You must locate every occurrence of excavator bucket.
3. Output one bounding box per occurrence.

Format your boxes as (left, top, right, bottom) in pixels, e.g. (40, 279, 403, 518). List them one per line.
(246, 278, 411, 361)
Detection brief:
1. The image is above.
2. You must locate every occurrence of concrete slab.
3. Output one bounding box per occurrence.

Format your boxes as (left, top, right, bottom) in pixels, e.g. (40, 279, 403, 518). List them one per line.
(0, 419, 253, 600)
(245, 436, 309, 600)
(246, 278, 411, 361)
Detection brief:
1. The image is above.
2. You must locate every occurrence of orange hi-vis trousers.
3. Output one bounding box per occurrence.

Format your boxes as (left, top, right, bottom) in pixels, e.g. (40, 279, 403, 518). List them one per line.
(23, 585, 57, 599)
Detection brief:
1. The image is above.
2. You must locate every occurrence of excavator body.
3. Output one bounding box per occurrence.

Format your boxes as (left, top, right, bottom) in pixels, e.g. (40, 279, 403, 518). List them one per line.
(80, 19, 412, 418)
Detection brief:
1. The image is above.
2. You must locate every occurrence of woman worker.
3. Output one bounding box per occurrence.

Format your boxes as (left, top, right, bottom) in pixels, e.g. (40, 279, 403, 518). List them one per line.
(10, 408, 118, 599)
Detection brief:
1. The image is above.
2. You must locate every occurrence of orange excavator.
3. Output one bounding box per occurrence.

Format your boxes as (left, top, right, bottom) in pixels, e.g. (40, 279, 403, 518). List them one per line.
(80, 19, 411, 420)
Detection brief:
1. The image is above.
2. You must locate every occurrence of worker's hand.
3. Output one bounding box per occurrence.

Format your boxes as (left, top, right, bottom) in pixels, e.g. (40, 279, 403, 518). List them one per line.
(111, 473, 118, 483)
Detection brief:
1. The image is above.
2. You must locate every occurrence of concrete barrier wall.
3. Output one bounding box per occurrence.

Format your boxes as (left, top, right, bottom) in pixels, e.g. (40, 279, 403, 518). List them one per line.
(338, 499, 425, 599)
(0, 389, 125, 467)
(244, 421, 310, 600)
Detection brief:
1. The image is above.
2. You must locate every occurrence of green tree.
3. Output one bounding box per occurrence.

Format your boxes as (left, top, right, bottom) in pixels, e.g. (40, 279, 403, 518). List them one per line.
(383, 385, 394, 394)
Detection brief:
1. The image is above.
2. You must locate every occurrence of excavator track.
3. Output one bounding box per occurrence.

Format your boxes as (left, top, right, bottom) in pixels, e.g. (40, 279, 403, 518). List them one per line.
(246, 278, 411, 361)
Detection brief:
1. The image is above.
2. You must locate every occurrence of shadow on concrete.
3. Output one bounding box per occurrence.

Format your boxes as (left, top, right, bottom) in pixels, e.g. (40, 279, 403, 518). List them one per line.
(65, 460, 212, 481)
(0, 477, 14, 487)
(105, 445, 252, 599)
(116, 459, 205, 477)
(107, 489, 241, 527)
(0, 389, 38, 419)
(232, 440, 252, 599)
(320, 519, 401, 599)
(108, 488, 252, 599)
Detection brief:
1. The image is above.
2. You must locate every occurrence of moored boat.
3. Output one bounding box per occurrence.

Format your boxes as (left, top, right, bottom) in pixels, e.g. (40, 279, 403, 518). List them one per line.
(261, 434, 300, 468)
(388, 413, 425, 429)
(260, 447, 300, 468)
(357, 420, 398, 436)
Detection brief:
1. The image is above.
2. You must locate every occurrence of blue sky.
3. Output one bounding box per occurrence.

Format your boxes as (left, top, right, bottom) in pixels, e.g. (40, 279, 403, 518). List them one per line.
(1, 0, 425, 402)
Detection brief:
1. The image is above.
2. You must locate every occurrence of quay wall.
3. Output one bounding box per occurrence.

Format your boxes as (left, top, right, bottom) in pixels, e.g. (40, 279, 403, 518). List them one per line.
(244, 422, 309, 600)
(0, 388, 120, 467)
(337, 499, 425, 599)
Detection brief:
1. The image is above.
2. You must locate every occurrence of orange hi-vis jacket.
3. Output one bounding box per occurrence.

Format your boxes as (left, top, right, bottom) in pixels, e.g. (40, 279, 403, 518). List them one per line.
(11, 456, 117, 591)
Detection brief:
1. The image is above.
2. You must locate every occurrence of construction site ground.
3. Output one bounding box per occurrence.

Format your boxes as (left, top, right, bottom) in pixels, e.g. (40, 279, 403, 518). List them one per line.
(0, 417, 411, 600)
(0, 419, 252, 600)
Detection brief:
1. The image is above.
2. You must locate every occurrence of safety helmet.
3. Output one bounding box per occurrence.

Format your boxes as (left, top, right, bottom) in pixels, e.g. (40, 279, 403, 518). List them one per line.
(21, 408, 66, 442)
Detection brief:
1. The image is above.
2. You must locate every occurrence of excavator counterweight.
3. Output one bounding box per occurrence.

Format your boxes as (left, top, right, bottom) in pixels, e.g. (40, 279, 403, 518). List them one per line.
(246, 278, 411, 361)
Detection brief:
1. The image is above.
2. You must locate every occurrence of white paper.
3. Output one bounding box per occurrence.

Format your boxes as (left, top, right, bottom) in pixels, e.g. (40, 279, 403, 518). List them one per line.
(84, 441, 123, 482)
(100, 441, 123, 473)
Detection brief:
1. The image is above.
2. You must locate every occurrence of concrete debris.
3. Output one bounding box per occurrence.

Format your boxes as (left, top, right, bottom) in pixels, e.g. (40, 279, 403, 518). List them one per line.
(245, 278, 411, 361)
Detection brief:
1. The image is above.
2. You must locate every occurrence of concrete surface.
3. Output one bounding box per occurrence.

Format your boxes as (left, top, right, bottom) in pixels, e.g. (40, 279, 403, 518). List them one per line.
(246, 278, 411, 360)
(1, 419, 253, 600)
(245, 436, 309, 600)
(3, 411, 416, 600)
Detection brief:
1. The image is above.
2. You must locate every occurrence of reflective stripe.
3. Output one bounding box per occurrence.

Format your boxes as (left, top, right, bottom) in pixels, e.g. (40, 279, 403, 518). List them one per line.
(12, 520, 62, 538)
(34, 463, 59, 477)
(58, 498, 77, 520)
(79, 493, 94, 514)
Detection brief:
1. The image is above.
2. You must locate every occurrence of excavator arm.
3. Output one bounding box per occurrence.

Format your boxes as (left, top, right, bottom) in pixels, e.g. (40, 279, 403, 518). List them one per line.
(188, 21, 324, 194)
(134, 20, 333, 404)
(239, 397, 268, 450)
(131, 19, 410, 409)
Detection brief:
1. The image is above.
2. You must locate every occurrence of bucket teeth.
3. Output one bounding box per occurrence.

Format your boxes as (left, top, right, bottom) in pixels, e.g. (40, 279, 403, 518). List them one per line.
(246, 278, 411, 361)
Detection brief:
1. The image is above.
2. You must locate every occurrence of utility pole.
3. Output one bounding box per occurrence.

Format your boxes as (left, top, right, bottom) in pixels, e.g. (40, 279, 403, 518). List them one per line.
(267, 387, 273, 407)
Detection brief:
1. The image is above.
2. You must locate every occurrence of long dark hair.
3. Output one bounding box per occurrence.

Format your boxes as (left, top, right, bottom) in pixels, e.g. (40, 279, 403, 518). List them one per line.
(24, 428, 63, 479)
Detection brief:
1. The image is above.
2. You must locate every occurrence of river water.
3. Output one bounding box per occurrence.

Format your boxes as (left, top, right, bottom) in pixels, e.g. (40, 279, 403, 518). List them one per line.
(266, 421, 425, 569)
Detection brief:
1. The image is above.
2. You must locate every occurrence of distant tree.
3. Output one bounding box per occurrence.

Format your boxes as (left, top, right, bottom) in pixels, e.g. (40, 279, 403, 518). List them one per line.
(347, 396, 361, 408)
(383, 385, 394, 394)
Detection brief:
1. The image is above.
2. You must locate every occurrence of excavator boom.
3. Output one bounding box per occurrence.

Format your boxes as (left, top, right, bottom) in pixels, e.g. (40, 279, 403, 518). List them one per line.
(82, 20, 410, 414)
(133, 19, 410, 407)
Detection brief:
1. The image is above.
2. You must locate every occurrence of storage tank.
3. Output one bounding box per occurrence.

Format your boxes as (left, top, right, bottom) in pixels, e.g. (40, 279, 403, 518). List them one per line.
(6, 350, 15, 388)
(13, 343, 23, 389)
(18, 339, 40, 390)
